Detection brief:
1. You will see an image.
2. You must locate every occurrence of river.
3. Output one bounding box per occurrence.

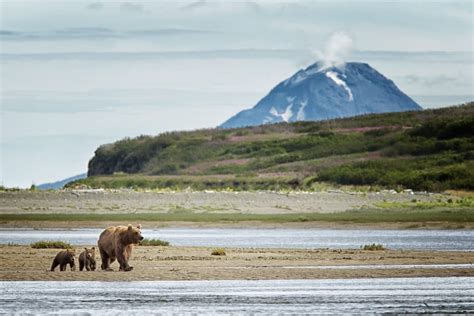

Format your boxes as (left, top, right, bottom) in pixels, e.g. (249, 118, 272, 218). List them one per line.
(1, 277, 473, 314)
(1, 228, 473, 250)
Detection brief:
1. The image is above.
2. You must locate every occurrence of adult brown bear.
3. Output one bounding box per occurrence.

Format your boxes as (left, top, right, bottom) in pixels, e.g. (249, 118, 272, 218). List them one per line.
(97, 224, 143, 271)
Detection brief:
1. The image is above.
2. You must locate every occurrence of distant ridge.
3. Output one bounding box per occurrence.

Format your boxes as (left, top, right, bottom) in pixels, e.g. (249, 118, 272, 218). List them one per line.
(38, 173, 87, 190)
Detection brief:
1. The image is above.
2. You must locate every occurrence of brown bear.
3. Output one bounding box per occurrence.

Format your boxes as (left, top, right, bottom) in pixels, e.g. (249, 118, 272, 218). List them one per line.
(97, 224, 143, 272)
(79, 247, 96, 271)
(50, 249, 76, 271)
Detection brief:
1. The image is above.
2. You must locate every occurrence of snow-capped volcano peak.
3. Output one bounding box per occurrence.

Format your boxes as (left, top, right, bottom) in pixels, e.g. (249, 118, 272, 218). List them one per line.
(220, 62, 421, 128)
(325, 70, 353, 101)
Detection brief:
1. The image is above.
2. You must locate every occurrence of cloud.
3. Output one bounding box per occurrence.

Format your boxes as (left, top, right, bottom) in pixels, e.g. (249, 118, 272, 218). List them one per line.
(353, 50, 473, 64)
(120, 2, 144, 13)
(86, 2, 103, 10)
(180, 1, 262, 14)
(317, 31, 355, 68)
(0, 30, 19, 36)
(0, 28, 211, 41)
(0, 28, 117, 40)
(404, 74, 465, 87)
(245, 2, 263, 14)
(129, 28, 211, 36)
(1, 49, 307, 61)
(56, 27, 115, 37)
(181, 1, 208, 11)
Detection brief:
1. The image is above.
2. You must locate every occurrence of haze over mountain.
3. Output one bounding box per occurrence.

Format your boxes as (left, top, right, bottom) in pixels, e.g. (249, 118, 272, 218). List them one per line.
(221, 62, 422, 128)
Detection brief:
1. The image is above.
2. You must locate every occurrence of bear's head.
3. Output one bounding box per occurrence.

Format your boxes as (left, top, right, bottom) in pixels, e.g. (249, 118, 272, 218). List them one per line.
(127, 224, 144, 244)
(84, 247, 95, 259)
(66, 248, 76, 258)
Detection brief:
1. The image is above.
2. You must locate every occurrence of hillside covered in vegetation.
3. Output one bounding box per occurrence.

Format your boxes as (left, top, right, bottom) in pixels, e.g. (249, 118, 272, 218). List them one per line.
(73, 103, 474, 192)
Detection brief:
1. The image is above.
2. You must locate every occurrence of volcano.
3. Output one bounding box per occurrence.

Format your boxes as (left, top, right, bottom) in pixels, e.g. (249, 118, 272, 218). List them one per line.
(220, 62, 421, 128)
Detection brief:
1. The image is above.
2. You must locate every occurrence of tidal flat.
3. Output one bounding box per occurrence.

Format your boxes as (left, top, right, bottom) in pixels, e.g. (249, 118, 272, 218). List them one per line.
(1, 190, 473, 229)
(0, 245, 473, 281)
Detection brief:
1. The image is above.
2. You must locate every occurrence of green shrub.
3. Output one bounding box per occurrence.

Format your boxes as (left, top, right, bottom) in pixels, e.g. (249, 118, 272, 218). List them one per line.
(361, 243, 385, 251)
(317, 158, 474, 191)
(297, 216, 309, 222)
(211, 248, 226, 256)
(139, 238, 170, 246)
(30, 240, 72, 249)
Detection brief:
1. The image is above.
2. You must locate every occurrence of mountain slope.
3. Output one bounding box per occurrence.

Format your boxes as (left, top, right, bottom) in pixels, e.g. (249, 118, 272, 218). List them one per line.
(73, 104, 474, 192)
(221, 62, 421, 128)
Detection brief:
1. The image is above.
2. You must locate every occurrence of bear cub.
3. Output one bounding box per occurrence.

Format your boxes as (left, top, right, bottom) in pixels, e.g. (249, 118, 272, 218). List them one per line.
(51, 249, 76, 271)
(79, 247, 96, 271)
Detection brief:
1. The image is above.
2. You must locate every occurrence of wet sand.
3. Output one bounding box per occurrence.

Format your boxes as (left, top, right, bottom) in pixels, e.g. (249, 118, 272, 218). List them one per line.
(1, 245, 472, 281)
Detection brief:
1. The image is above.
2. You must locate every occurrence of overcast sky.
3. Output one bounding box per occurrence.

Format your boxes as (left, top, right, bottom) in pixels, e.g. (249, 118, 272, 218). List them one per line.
(1, 0, 473, 188)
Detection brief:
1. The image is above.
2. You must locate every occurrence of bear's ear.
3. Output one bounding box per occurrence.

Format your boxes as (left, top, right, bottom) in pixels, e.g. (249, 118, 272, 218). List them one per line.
(128, 224, 133, 230)
(137, 224, 142, 230)
(84, 248, 87, 252)
(91, 247, 95, 250)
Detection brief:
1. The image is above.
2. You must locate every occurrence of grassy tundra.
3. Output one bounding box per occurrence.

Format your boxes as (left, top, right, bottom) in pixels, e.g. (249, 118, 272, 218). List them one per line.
(2, 206, 472, 226)
(71, 103, 473, 192)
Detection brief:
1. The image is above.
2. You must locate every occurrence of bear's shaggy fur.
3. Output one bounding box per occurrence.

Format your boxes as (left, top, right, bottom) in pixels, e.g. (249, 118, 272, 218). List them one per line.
(79, 247, 96, 271)
(50, 249, 76, 271)
(97, 224, 143, 272)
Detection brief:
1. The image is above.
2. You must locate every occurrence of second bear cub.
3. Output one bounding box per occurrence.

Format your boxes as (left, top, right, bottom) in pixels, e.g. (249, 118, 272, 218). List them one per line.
(79, 247, 96, 271)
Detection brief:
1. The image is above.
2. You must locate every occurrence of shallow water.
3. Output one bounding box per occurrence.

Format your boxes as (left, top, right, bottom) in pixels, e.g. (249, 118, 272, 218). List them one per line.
(1, 277, 473, 314)
(1, 228, 473, 250)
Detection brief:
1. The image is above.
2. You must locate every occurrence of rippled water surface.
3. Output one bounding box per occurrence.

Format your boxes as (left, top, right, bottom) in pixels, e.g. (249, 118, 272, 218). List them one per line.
(1, 278, 473, 314)
(1, 228, 473, 250)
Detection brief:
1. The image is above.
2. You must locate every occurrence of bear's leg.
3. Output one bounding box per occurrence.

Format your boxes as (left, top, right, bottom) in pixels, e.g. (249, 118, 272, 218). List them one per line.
(50, 259, 58, 271)
(116, 246, 133, 272)
(109, 257, 116, 269)
(125, 246, 132, 260)
(79, 260, 84, 271)
(69, 260, 75, 271)
(85, 260, 91, 271)
(60, 263, 66, 271)
(99, 248, 113, 271)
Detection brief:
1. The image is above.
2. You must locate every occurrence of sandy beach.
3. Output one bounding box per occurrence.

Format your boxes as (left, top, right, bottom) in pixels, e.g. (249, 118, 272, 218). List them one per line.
(0, 190, 450, 215)
(1, 245, 472, 281)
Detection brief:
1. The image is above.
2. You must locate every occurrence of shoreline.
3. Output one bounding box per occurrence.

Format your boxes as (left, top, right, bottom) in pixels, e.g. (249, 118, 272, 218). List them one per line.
(1, 191, 471, 230)
(1, 245, 473, 281)
(1, 220, 473, 230)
